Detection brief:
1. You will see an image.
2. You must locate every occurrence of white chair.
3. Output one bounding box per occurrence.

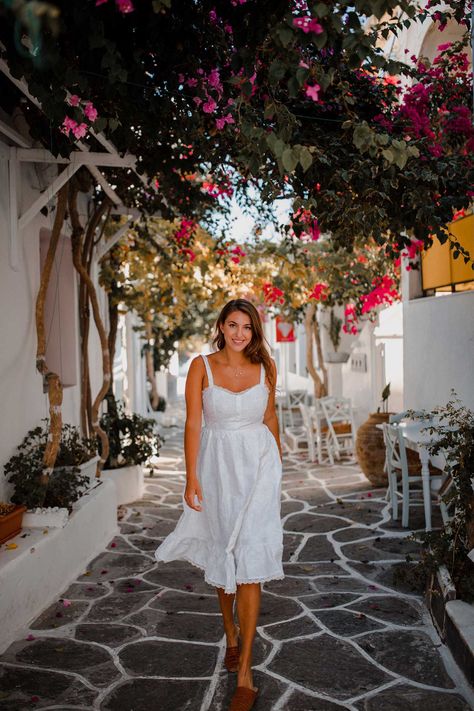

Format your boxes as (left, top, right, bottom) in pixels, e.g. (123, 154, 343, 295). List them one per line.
(382, 422, 442, 528)
(319, 397, 355, 464)
(308, 398, 335, 464)
(285, 390, 308, 428)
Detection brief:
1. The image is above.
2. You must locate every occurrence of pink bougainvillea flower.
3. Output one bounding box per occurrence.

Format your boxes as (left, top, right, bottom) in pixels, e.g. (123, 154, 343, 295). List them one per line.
(72, 122, 88, 139)
(84, 101, 98, 122)
(62, 599, 72, 607)
(293, 16, 323, 34)
(452, 208, 466, 222)
(68, 94, 81, 107)
(203, 97, 217, 114)
(215, 113, 235, 130)
(26, 633, 35, 641)
(193, 96, 203, 107)
(61, 116, 78, 136)
(305, 83, 321, 102)
(308, 282, 328, 301)
(263, 283, 285, 305)
(437, 42, 452, 51)
(186, 77, 198, 87)
(116, 0, 134, 13)
(360, 276, 399, 315)
(343, 304, 358, 335)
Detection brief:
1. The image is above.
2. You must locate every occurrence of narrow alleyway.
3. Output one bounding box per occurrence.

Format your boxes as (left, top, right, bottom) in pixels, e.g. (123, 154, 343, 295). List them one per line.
(0, 405, 473, 710)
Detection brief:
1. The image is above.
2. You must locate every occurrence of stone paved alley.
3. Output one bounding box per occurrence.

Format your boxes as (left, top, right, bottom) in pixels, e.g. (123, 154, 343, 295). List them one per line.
(1, 409, 473, 710)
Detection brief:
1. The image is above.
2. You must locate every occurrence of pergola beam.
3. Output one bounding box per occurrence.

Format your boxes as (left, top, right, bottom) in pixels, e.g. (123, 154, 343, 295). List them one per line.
(16, 148, 136, 168)
(95, 218, 134, 261)
(0, 118, 30, 148)
(19, 161, 83, 231)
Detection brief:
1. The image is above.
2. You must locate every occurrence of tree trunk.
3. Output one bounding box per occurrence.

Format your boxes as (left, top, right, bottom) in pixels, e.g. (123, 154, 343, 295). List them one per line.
(35, 183, 68, 490)
(145, 316, 160, 410)
(69, 183, 111, 476)
(304, 302, 328, 399)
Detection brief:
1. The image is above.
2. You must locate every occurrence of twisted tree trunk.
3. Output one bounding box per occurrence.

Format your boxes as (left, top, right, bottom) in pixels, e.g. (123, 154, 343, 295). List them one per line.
(145, 315, 160, 410)
(35, 184, 68, 490)
(78, 203, 109, 436)
(304, 301, 328, 399)
(69, 183, 111, 476)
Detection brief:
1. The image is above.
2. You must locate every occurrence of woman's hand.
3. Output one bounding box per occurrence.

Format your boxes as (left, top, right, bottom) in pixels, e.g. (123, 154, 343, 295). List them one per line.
(184, 477, 203, 512)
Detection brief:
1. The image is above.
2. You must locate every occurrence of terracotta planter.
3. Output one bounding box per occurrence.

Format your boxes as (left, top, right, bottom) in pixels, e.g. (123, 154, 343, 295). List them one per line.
(356, 412, 393, 486)
(0, 505, 27, 544)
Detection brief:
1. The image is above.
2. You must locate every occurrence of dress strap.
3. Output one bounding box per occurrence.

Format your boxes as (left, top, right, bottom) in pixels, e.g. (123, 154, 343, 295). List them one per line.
(260, 362, 265, 385)
(201, 354, 214, 386)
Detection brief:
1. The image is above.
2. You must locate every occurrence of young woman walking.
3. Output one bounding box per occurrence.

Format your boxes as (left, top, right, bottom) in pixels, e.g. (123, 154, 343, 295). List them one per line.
(155, 298, 284, 711)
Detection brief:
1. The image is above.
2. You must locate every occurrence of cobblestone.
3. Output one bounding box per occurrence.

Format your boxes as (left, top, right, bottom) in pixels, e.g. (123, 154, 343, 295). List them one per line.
(0, 407, 472, 710)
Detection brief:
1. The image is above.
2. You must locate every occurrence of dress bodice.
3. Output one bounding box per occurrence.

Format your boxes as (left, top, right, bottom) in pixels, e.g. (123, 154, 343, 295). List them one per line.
(201, 354, 269, 431)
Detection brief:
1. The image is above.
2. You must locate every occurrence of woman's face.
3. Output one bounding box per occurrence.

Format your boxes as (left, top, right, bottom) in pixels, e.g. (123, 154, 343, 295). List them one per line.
(220, 310, 253, 352)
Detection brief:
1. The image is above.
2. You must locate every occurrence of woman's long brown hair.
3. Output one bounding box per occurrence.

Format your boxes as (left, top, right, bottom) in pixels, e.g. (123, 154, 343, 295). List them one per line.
(211, 299, 276, 390)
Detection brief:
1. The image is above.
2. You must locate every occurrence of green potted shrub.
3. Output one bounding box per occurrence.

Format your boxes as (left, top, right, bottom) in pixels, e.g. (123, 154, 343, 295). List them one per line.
(99, 396, 162, 505)
(324, 309, 350, 363)
(4, 421, 98, 527)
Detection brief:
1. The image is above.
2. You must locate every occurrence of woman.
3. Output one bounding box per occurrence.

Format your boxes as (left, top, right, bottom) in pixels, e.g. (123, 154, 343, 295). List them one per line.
(155, 298, 284, 711)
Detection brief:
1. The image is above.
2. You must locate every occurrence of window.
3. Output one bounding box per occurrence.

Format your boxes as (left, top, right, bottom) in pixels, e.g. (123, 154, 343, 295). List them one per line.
(421, 214, 474, 295)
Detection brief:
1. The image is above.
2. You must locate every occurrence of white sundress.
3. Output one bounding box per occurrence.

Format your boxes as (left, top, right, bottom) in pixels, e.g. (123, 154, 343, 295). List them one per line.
(154, 354, 284, 594)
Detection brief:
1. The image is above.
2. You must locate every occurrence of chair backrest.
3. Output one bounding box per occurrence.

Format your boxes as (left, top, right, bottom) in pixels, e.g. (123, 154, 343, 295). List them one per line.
(298, 402, 313, 430)
(320, 397, 353, 425)
(287, 390, 308, 407)
(382, 422, 408, 472)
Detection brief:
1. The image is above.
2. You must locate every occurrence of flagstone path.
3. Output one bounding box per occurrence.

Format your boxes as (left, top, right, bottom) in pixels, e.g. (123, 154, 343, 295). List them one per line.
(0, 406, 473, 710)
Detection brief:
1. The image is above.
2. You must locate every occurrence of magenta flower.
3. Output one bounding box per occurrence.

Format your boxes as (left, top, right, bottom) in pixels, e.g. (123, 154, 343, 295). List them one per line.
(305, 83, 320, 102)
(72, 122, 88, 139)
(293, 16, 323, 34)
(116, 0, 134, 13)
(203, 97, 217, 114)
(68, 94, 80, 107)
(84, 102, 98, 122)
(61, 116, 78, 136)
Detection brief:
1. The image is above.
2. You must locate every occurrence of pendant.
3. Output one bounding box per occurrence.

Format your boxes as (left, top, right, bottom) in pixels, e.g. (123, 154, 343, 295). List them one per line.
(234, 367, 245, 377)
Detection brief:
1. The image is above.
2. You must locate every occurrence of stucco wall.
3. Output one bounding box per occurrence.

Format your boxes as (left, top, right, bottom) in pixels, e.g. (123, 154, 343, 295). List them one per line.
(403, 292, 474, 412)
(0, 151, 106, 501)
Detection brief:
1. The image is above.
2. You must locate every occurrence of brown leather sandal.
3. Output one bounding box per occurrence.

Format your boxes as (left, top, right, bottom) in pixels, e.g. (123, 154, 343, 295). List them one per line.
(229, 686, 259, 711)
(224, 625, 240, 672)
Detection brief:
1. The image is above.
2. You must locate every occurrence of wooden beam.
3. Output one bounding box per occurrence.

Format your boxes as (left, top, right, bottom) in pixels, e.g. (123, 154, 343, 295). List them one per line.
(16, 148, 135, 168)
(0, 119, 30, 148)
(19, 162, 83, 230)
(95, 218, 133, 261)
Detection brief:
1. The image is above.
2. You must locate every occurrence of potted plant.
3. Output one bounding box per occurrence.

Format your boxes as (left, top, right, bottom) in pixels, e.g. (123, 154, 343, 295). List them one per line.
(99, 395, 162, 504)
(4, 421, 98, 527)
(355, 383, 392, 486)
(0, 502, 27, 545)
(324, 309, 350, 363)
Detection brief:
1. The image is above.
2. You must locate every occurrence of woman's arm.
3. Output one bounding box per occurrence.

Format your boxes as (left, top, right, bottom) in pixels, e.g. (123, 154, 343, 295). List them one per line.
(263, 359, 283, 462)
(183, 356, 204, 511)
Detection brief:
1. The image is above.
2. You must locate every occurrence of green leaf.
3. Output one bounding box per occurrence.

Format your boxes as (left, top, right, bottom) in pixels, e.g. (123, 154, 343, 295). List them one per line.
(269, 59, 286, 84)
(282, 148, 298, 173)
(276, 25, 294, 48)
(299, 147, 313, 172)
(382, 148, 394, 163)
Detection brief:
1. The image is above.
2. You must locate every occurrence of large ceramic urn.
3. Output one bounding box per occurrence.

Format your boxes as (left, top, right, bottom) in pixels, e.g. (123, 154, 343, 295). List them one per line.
(355, 412, 392, 487)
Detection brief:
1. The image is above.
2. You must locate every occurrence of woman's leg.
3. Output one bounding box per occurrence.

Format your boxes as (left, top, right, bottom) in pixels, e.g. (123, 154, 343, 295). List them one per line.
(235, 582, 261, 690)
(216, 588, 239, 645)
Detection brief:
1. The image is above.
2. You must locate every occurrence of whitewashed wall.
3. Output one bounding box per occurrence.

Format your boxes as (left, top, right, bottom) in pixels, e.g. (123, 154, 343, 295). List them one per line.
(0, 146, 107, 501)
(403, 291, 474, 411)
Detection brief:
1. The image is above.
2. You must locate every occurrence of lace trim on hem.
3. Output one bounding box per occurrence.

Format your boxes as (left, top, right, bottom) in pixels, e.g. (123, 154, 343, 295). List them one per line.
(169, 554, 285, 594)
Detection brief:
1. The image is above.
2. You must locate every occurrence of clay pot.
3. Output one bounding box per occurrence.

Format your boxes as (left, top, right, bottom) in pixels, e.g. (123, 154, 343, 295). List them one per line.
(355, 412, 392, 487)
(0, 504, 27, 544)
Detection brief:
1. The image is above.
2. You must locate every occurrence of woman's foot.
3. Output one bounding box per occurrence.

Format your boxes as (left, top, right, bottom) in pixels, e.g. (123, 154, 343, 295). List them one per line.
(237, 665, 256, 692)
(224, 623, 240, 672)
(225, 622, 239, 647)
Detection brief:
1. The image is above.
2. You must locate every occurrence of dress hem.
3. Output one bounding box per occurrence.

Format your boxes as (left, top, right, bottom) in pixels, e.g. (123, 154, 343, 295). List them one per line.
(158, 552, 285, 594)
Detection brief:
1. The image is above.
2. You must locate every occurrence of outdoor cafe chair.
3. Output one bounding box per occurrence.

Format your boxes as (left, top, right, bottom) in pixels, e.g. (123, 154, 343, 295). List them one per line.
(319, 397, 356, 465)
(382, 421, 443, 528)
